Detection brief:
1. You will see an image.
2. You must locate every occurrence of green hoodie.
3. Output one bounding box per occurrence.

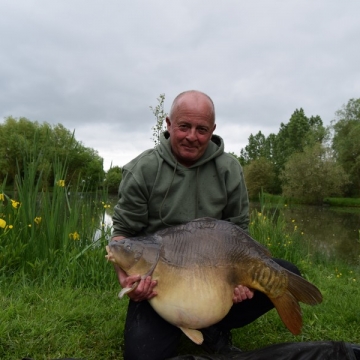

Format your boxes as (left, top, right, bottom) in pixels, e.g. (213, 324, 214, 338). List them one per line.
(112, 132, 249, 238)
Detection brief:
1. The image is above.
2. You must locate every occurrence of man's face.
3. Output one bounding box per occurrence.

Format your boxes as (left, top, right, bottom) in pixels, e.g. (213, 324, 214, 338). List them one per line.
(166, 94, 216, 167)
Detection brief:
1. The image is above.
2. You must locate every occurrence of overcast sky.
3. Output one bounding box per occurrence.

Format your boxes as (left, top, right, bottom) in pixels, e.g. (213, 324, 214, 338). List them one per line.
(1, 1, 359, 170)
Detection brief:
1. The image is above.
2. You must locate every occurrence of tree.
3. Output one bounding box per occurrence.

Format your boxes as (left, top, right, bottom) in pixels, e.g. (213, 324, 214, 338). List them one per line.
(239, 109, 325, 194)
(332, 98, 360, 196)
(104, 166, 122, 194)
(243, 157, 276, 199)
(0, 117, 37, 184)
(0, 117, 104, 190)
(150, 94, 168, 147)
(274, 109, 325, 171)
(280, 143, 349, 205)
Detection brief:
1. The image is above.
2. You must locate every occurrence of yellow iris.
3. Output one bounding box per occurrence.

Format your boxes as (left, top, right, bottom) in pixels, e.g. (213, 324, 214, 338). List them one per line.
(0, 219, 6, 228)
(0, 193, 5, 202)
(34, 217, 42, 224)
(11, 199, 20, 209)
(69, 231, 80, 241)
(57, 180, 65, 187)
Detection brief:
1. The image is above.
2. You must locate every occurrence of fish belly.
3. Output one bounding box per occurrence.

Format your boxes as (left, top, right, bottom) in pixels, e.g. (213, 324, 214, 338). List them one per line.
(149, 264, 234, 329)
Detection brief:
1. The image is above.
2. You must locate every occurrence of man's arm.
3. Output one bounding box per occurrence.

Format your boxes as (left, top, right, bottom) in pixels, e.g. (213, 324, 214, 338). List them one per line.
(112, 236, 157, 302)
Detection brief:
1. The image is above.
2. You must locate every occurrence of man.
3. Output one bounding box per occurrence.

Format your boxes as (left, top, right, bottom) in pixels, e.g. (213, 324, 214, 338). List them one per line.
(112, 90, 300, 360)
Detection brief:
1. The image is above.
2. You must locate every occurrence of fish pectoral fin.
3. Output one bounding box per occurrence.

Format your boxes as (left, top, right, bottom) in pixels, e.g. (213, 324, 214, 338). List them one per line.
(118, 282, 139, 299)
(179, 327, 204, 345)
(271, 291, 302, 335)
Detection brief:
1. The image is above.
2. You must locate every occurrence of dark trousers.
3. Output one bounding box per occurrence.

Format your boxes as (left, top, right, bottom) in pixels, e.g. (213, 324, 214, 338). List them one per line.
(123, 259, 301, 360)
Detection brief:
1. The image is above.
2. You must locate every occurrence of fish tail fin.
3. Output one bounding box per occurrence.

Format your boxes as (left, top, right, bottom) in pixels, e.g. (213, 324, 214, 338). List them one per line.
(287, 272, 323, 305)
(271, 272, 322, 335)
(272, 291, 303, 335)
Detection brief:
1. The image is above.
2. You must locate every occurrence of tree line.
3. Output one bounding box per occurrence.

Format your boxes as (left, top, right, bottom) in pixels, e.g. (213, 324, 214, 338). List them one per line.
(235, 98, 360, 203)
(0, 117, 105, 191)
(2, 97, 359, 201)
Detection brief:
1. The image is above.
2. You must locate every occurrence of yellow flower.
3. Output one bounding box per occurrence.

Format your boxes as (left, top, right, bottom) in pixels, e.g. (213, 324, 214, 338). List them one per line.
(11, 199, 20, 209)
(69, 231, 80, 241)
(0, 218, 6, 228)
(8, 225, 13, 229)
(0, 193, 4, 201)
(57, 180, 65, 187)
(34, 217, 42, 225)
(28, 224, 32, 227)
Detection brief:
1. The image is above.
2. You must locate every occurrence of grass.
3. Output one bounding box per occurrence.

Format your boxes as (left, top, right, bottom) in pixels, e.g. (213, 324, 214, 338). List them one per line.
(1, 159, 360, 359)
(0, 282, 126, 360)
(260, 192, 360, 208)
(323, 197, 360, 208)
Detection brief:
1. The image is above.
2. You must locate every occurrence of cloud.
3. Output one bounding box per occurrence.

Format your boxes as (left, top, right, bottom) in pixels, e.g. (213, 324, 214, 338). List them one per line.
(1, 0, 359, 170)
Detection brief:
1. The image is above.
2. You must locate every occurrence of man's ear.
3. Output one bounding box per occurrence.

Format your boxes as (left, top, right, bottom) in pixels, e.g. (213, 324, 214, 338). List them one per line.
(166, 116, 171, 130)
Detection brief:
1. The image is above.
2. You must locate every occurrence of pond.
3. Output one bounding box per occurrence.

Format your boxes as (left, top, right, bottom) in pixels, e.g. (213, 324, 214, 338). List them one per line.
(105, 197, 360, 266)
(252, 203, 360, 266)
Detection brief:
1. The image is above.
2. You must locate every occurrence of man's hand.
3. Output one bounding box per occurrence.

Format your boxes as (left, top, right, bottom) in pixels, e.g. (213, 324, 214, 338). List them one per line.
(120, 270, 158, 302)
(232, 285, 254, 303)
(112, 235, 157, 302)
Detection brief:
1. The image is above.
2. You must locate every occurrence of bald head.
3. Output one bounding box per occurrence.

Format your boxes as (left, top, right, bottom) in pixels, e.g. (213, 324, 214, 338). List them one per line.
(169, 90, 216, 124)
(165, 90, 217, 167)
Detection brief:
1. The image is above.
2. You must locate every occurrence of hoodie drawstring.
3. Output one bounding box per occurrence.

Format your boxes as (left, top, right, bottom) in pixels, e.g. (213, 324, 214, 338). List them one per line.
(159, 161, 178, 226)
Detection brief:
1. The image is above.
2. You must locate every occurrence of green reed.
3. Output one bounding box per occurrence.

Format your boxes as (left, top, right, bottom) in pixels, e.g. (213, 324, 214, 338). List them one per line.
(1, 183, 360, 359)
(0, 148, 114, 288)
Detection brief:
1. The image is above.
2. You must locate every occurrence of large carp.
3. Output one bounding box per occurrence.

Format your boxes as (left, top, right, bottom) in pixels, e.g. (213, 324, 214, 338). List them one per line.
(106, 217, 322, 344)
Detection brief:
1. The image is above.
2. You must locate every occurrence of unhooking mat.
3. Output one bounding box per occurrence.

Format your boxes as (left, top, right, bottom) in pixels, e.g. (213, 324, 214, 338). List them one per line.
(169, 341, 360, 360)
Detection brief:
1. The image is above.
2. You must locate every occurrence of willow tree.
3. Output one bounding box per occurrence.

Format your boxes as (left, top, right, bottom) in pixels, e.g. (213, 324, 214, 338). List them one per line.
(280, 143, 349, 205)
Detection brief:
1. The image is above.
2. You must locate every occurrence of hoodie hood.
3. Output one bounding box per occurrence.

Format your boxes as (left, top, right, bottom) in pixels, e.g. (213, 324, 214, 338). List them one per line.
(157, 130, 224, 168)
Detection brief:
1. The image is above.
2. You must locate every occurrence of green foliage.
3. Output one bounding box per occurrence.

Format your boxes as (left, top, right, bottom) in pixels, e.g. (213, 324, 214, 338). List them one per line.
(280, 143, 350, 205)
(274, 109, 325, 171)
(0, 117, 104, 190)
(239, 109, 326, 194)
(0, 151, 112, 286)
(244, 158, 276, 199)
(150, 93, 167, 147)
(239, 132, 278, 166)
(332, 98, 360, 196)
(104, 166, 122, 194)
(2, 202, 359, 358)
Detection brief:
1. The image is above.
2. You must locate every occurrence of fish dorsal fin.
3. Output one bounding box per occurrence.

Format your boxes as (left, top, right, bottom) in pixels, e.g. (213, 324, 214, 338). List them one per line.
(179, 327, 204, 345)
